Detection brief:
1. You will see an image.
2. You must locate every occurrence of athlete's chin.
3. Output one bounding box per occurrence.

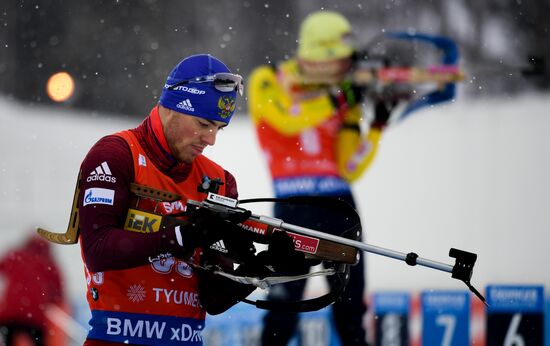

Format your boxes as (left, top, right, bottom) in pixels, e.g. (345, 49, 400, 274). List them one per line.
(178, 153, 198, 164)
(174, 147, 203, 164)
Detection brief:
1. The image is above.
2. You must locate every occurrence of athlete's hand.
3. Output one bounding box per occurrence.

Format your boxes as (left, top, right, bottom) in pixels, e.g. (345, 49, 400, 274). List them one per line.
(330, 80, 365, 109)
(173, 207, 251, 259)
(372, 98, 396, 129)
(257, 231, 310, 274)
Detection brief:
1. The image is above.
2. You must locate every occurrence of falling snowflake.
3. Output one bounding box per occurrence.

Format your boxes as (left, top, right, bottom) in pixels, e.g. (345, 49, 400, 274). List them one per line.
(127, 284, 146, 303)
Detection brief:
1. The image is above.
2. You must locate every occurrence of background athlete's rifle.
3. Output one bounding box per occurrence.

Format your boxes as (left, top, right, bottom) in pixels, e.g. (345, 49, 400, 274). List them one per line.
(350, 32, 546, 119)
(351, 31, 463, 120)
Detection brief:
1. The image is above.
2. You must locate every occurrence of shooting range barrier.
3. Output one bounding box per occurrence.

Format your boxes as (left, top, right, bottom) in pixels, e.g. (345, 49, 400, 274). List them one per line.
(69, 284, 548, 346)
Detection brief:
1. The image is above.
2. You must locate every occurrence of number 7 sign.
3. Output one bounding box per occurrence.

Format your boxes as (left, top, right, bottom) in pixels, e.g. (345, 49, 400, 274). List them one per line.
(421, 291, 470, 346)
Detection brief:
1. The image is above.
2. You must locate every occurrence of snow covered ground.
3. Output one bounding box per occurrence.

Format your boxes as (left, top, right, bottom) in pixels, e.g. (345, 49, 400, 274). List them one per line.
(1, 92, 550, 309)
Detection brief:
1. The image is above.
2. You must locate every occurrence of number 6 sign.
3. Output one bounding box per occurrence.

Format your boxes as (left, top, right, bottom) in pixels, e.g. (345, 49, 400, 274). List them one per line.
(486, 285, 544, 346)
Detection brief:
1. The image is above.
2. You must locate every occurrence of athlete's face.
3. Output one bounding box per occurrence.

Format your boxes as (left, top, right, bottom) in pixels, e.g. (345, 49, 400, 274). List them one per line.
(161, 107, 227, 164)
(297, 56, 352, 84)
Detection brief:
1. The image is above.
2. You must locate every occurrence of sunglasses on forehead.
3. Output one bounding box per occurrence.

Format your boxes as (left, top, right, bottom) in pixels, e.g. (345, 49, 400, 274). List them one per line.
(166, 72, 244, 96)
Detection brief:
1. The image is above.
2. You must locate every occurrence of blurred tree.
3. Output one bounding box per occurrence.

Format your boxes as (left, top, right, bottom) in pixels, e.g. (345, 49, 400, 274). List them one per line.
(9, 0, 67, 104)
(0, 2, 16, 95)
(513, 0, 550, 88)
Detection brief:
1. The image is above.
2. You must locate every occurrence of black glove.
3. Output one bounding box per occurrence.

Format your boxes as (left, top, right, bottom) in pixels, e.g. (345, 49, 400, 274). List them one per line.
(217, 227, 257, 263)
(234, 257, 273, 279)
(372, 98, 396, 129)
(173, 207, 251, 259)
(257, 231, 311, 274)
(330, 80, 365, 110)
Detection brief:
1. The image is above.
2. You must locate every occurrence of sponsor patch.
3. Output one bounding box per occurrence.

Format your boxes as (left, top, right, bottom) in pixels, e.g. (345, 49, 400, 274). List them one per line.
(238, 219, 268, 236)
(275, 228, 319, 254)
(88, 310, 204, 345)
(161, 200, 185, 214)
(176, 99, 194, 112)
(152, 287, 200, 307)
(165, 84, 206, 95)
(87, 161, 117, 183)
(125, 209, 162, 233)
(83, 188, 115, 206)
(209, 240, 228, 254)
(206, 193, 237, 207)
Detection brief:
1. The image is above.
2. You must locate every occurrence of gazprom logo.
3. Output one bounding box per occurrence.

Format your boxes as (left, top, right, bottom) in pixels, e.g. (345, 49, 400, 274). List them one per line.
(83, 188, 115, 206)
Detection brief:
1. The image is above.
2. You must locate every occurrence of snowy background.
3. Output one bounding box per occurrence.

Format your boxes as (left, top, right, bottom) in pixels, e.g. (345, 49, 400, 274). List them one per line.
(1, 1, 550, 343)
(2, 90, 549, 304)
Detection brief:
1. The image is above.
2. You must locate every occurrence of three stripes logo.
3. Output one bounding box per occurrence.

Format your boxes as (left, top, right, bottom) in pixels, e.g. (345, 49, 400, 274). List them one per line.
(176, 99, 195, 112)
(87, 161, 117, 183)
(209, 240, 228, 254)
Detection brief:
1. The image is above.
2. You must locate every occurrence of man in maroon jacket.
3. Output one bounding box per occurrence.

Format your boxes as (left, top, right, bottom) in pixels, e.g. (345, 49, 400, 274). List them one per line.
(77, 54, 269, 346)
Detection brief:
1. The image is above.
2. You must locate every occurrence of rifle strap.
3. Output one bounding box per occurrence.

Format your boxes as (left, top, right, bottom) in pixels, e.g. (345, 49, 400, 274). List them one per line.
(211, 268, 336, 289)
(243, 263, 349, 313)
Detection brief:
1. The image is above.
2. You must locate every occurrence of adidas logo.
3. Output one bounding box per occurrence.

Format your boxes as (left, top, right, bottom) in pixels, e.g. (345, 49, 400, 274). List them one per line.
(87, 161, 117, 183)
(176, 99, 194, 112)
(209, 240, 228, 253)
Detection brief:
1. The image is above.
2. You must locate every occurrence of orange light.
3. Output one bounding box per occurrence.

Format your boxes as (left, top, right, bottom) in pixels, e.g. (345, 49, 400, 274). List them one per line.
(46, 72, 75, 102)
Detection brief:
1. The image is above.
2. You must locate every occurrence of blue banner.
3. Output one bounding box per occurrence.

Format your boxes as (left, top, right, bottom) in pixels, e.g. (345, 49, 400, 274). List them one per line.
(486, 285, 544, 313)
(373, 292, 410, 314)
(373, 292, 410, 346)
(421, 290, 470, 346)
(485, 284, 545, 345)
(87, 310, 204, 345)
(203, 302, 340, 346)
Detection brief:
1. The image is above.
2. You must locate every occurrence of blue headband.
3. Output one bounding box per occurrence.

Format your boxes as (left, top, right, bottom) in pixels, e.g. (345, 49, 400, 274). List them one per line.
(159, 54, 238, 124)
